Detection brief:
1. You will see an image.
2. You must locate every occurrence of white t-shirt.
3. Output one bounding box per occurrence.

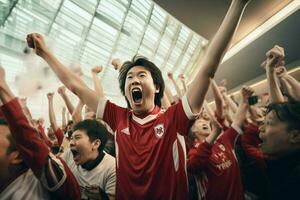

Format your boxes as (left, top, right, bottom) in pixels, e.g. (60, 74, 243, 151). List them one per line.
(0, 170, 49, 200)
(62, 149, 116, 198)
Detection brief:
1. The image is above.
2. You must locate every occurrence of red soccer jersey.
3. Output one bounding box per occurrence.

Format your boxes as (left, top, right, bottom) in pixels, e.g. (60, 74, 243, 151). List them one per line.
(96, 96, 196, 200)
(187, 127, 244, 200)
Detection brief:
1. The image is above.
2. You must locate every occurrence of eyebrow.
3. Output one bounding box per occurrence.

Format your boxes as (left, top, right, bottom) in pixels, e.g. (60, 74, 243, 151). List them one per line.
(127, 70, 147, 76)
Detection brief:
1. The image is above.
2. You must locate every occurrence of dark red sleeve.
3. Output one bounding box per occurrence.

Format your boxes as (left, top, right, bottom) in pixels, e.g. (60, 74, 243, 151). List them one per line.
(187, 141, 212, 174)
(1, 98, 50, 175)
(1, 98, 81, 200)
(218, 127, 239, 149)
(240, 123, 267, 170)
(54, 128, 64, 147)
(38, 124, 52, 148)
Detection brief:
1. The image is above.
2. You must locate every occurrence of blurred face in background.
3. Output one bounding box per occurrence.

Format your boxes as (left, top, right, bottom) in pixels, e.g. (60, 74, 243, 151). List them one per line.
(191, 118, 212, 141)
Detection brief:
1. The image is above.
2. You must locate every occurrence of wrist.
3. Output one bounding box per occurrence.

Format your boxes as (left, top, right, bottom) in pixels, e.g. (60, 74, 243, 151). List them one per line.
(39, 48, 51, 59)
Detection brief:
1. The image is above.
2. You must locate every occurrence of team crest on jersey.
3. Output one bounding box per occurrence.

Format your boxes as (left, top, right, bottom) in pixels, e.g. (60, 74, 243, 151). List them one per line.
(154, 124, 164, 138)
(218, 144, 225, 151)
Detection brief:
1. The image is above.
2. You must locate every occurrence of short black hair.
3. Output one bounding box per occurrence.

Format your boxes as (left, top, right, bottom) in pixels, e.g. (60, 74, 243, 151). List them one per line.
(73, 119, 108, 152)
(267, 102, 300, 131)
(118, 55, 165, 108)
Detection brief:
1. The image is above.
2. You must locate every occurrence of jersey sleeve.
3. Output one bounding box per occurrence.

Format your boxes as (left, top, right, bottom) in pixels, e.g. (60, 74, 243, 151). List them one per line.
(104, 157, 116, 196)
(54, 128, 64, 147)
(187, 141, 212, 174)
(166, 95, 198, 136)
(96, 98, 127, 132)
(1, 98, 81, 200)
(37, 124, 52, 148)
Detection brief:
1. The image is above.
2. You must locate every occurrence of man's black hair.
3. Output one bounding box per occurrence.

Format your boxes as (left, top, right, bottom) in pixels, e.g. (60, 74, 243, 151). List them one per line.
(118, 55, 165, 108)
(267, 102, 300, 131)
(73, 119, 108, 152)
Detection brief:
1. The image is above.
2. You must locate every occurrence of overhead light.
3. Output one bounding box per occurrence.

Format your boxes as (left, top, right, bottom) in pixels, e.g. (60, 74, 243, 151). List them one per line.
(222, 0, 300, 63)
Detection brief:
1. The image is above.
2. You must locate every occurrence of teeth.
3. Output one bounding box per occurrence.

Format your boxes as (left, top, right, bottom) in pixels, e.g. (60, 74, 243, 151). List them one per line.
(132, 88, 141, 92)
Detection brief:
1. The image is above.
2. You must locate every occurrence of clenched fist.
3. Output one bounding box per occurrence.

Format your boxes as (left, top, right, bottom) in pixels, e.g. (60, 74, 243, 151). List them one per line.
(26, 33, 49, 57)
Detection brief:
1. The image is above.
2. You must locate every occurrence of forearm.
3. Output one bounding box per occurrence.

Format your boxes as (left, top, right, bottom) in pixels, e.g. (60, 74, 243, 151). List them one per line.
(187, 0, 248, 112)
(92, 73, 104, 99)
(48, 99, 58, 131)
(62, 110, 66, 129)
(72, 100, 83, 123)
(282, 75, 300, 100)
(266, 67, 285, 103)
(161, 93, 171, 109)
(211, 79, 224, 117)
(232, 100, 248, 128)
(42, 51, 99, 111)
(223, 94, 238, 113)
(164, 85, 174, 103)
(60, 93, 75, 114)
(181, 80, 187, 93)
(171, 79, 182, 98)
(203, 100, 215, 119)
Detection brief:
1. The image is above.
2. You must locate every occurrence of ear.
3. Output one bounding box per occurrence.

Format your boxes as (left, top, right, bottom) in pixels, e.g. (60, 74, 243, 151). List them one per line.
(155, 85, 160, 93)
(92, 139, 101, 151)
(289, 130, 300, 144)
(9, 151, 23, 165)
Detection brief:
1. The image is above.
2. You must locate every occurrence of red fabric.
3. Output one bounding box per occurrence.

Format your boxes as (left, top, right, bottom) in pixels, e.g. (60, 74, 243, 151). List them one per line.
(102, 100, 192, 200)
(240, 123, 267, 170)
(37, 124, 52, 148)
(187, 128, 244, 200)
(0, 109, 4, 119)
(0, 98, 81, 200)
(54, 128, 64, 147)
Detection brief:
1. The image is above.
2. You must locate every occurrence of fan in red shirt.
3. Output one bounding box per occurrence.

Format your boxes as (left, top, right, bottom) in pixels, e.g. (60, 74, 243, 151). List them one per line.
(0, 66, 80, 200)
(25, 0, 252, 198)
(187, 86, 254, 200)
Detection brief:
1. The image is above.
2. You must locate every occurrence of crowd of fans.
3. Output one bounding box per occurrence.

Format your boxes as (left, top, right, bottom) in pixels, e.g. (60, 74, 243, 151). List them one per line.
(0, 0, 299, 199)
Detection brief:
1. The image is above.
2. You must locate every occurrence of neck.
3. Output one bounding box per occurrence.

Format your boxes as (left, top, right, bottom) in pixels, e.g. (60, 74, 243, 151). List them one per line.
(81, 151, 105, 171)
(133, 104, 156, 118)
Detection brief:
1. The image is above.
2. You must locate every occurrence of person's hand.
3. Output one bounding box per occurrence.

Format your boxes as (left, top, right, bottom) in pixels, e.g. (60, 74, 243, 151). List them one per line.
(26, 33, 49, 57)
(57, 86, 66, 95)
(111, 58, 122, 70)
(219, 79, 227, 87)
(264, 45, 285, 70)
(167, 72, 173, 80)
(241, 86, 254, 103)
(91, 66, 103, 74)
(47, 92, 54, 100)
(178, 74, 185, 81)
(275, 66, 287, 78)
(219, 86, 227, 94)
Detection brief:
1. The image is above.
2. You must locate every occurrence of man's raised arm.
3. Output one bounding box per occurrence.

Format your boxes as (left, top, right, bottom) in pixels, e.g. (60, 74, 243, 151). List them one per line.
(26, 33, 100, 112)
(187, 0, 250, 114)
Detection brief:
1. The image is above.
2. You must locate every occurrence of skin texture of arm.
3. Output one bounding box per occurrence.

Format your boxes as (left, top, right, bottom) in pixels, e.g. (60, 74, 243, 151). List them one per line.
(187, 0, 250, 114)
(26, 33, 99, 112)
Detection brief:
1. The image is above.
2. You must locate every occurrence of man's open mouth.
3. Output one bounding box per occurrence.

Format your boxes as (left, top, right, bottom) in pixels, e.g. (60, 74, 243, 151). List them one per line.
(132, 88, 143, 103)
(71, 149, 80, 162)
